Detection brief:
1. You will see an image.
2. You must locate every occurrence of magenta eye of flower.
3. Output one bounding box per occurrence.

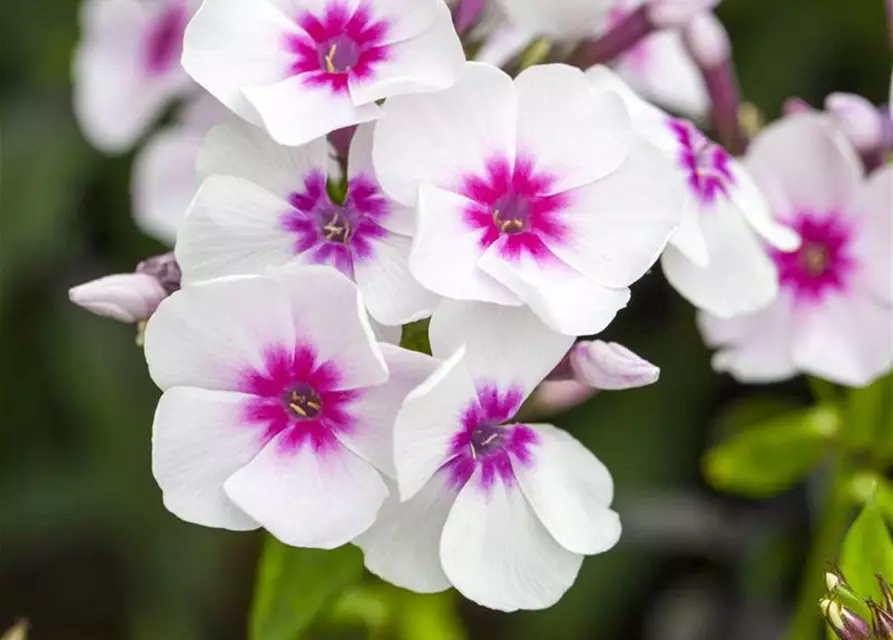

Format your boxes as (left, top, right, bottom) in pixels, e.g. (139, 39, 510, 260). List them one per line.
(492, 193, 532, 234)
(469, 423, 508, 458)
(317, 35, 361, 74)
(144, 6, 186, 76)
(283, 384, 323, 419)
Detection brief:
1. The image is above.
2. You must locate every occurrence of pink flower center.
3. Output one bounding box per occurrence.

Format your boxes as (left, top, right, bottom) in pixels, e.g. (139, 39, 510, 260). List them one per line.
(287, 2, 390, 94)
(669, 119, 734, 206)
(460, 157, 569, 262)
(281, 171, 389, 278)
(143, 3, 187, 76)
(242, 345, 361, 454)
(770, 211, 857, 302)
(446, 384, 539, 490)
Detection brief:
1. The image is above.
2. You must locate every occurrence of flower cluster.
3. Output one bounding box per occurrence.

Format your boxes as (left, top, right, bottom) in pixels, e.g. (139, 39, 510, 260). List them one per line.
(68, 0, 893, 613)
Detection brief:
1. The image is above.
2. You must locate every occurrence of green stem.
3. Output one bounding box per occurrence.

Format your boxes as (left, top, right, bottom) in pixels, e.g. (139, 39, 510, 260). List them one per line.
(784, 459, 853, 640)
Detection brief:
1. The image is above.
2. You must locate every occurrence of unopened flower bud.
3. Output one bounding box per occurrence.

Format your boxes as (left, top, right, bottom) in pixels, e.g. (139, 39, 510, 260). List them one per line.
(681, 11, 730, 69)
(820, 598, 872, 640)
(570, 341, 660, 390)
(69, 273, 167, 323)
(825, 93, 886, 152)
(872, 601, 893, 639)
(530, 380, 598, 416)
(783, 97, 813, 115)
(136, 251, 181, 294)
(648, 0, 721, 29)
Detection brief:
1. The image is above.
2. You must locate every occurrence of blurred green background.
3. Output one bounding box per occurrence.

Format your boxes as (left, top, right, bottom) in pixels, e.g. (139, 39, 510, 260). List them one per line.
(0, 0, 890, 638)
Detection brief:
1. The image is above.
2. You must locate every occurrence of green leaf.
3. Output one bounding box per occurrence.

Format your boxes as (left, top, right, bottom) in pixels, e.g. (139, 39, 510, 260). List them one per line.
(703, 405, 839, 497)
(840, 501, 893, 610)
(250, 536, 364, 640)
(845, 372, 893, 452)
(397, 591, 465, 640)
(400, 319, 431, 355)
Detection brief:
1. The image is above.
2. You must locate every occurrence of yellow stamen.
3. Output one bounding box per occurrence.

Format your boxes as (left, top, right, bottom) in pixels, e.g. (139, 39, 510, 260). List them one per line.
(289, 403, 308, 417)
(325, 44, 338, 73)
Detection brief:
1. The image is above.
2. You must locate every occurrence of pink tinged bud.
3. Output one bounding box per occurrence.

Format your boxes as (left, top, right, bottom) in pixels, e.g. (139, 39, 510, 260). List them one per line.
(820, 598, 872, 640)
(681, 11, 730, 68)
(69, 273, 167, 323)
(825, 93, 887, 152)
(531, 380, 598, 416)
(783, 97, 814, 116)
(570, 341, 660, 390)
(648, 0, 722, 30)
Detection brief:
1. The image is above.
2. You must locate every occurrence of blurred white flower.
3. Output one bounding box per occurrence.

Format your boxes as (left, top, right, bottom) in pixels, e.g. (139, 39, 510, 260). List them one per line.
(145, 266, 438, 547)
(355, 300, 620, 611)
(73, 0, 196, 152)
(587, 66, 799, 318)
(699, 114, 893, 387)
(181, 0, 465, 147)
(373, 62, 683, 336)
(176, 120, 438, 326)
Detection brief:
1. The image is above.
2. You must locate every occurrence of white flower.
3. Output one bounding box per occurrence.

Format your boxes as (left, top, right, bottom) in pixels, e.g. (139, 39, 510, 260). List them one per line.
(586, 66, 799, 317)
(373, 62, 683, 336)
(132, 95, 229, 245)
(176, 119, 438, 326)
(73, 0, 195, 152)
(145, 266, 438, 547)
(493, 0, 609, 39)
(355, 300, 621, 611)
(69, 273, 168, 323)
(699, 114, 893, 387)
(181, 0, 466, 147)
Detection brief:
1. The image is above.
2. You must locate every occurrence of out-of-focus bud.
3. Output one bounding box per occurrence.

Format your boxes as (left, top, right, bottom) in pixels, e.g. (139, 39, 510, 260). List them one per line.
(530, 380, 598, 416)
(453, 0, 486, 35)
(681, 11, 729, 69)
(871, 600, 893, 640)
(783, 97, 813, 116)
(570, 341, 660, 390)
(648, 0, 721, 30)
(820, 598, 872, 640)
(826, 93, 888, 153)
(69, 273, 167, 323)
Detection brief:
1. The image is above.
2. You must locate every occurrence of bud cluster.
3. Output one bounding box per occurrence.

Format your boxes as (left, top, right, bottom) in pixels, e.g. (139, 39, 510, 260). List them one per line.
(821, 569, 893, 640)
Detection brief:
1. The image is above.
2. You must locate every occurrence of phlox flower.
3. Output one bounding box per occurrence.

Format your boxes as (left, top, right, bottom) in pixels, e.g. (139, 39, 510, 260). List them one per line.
(175, 120, 438, 327)
(146, 266, 438, 547)
(73, 0, 195, 152)
(586, 66, 800, 317)
(132, 95, 229, 245)
(373, 61, 683, 336)
(699, 113, 893, 387)
(181, 0, 466, 147)
(355, 301, 622, 611)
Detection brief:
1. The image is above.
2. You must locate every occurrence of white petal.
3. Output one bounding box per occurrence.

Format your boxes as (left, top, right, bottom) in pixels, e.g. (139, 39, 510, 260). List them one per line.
(697, 294, 799, 383)
(615, 30, 708, 119)
(440, 466, 584, 611)
(546, 138, 682, 288)
(373, 61, 517, 206)
(393, 347, 478, 501)
(667, 194, 710, 267)
(348, 2, 465, 106)
(244, 77, 383, 147)
(73, 0, 190, 152)
(355, 232, 440, 325)
(514, 64, 632, 195)
(792, 291, 893, 388)
(493, 0, 606, 38)
(197, 117, 332, 200)
(513, 423, 620, 556)
(478, 247, 631, 336)
(269, 265, 389, 391)
(745, 113, 863, 215)
(354, 472, 455, 593)
(661, 200, 780, 318)
(366, 0, 439, 44)
(411, 186, 522, 305)
(175, 175, 296, 285)
(152, 387, 262, 530)
(371, 319, 402, 345)
(570, 340, 660, 390)
(145, 275, 296, 391)
(475, 22, 533, 67)
(181, 0, 297, 124)
(340, 344, 439, 478)
(347, 122, 416, 235)
(728, 163, 801, 251)
(530, 380, 596, 416)
(429, 299, 573, 393)
(224, 432, 388, 549)
(850, 166, 893, 304)
(133, 124, 203, 245)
